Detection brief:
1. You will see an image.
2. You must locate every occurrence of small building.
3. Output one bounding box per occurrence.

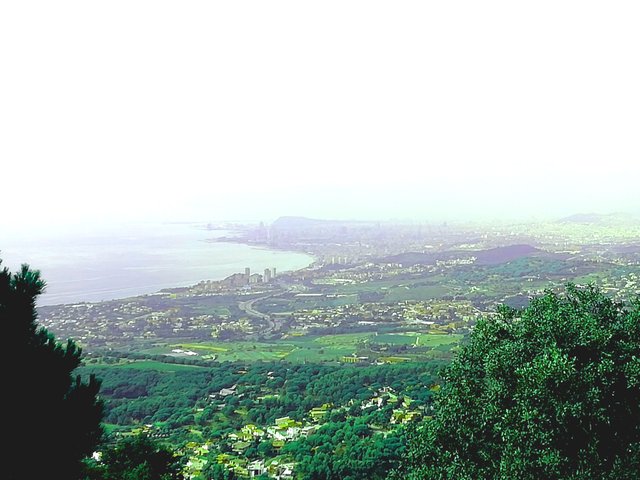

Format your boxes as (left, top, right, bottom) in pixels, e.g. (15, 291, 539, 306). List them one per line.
(248, 459, 266, 477)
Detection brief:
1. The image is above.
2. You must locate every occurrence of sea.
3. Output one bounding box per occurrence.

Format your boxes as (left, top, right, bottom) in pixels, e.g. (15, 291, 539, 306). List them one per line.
(0, 222, 312, 306)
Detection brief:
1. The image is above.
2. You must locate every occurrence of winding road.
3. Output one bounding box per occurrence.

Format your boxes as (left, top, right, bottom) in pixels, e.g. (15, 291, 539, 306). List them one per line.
(238, 293, 276, 333)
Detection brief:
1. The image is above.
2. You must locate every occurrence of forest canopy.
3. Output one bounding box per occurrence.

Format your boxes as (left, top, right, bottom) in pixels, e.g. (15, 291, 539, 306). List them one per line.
(391, 285, 640, 480)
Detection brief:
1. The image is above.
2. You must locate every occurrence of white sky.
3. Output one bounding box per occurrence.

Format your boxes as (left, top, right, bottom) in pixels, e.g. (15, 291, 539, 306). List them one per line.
(1, 1, 639, 230)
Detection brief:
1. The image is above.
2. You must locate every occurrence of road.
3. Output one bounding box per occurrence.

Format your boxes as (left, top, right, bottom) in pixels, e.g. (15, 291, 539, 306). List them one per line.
(238, 293, 276, 333)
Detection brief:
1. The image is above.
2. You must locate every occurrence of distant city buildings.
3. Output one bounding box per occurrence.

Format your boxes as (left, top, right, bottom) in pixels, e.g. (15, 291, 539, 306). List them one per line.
(330, 256, 350, 265)
(218, 266, 277, 288)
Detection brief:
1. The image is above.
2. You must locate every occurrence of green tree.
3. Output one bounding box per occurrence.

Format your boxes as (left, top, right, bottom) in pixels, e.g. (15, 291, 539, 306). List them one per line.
(256, 440, 275, 458)
(2, 260, 103, 479)
(97, 434, 184, 480)
(391, 285, 640, 480)
(203, 461, 237, 480)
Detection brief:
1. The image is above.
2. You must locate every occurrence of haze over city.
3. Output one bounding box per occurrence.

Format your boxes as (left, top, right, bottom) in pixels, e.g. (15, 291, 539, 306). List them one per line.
(2, 0, 639, 230)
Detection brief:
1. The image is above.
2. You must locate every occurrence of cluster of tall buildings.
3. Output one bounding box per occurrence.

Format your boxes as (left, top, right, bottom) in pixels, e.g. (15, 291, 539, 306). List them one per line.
(244, 267, 277, 285)
(219, 267, 277, 288)
(330, 256, 350, 265)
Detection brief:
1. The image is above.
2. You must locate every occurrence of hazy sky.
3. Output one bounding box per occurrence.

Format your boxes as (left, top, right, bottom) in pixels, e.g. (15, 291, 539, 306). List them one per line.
(1, 1, 639, 231)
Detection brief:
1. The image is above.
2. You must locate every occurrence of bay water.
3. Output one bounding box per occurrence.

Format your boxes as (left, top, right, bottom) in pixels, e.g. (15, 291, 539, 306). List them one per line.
(0, 223, 312, 306)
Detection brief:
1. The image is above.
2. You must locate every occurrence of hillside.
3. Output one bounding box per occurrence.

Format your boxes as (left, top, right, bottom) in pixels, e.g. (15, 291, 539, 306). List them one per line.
(382, 244, 543, 266)
(473, 244, 542, 265)
(558, 212, 640, 226)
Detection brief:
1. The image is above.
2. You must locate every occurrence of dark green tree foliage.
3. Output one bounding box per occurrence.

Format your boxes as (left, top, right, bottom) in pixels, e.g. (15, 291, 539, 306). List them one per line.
(203, 461, 237, 480)
(391, 285, 640, 480)
(1, 261, 103, 479)
(284, 414, 407, 480)
(94, 434, 184, 480)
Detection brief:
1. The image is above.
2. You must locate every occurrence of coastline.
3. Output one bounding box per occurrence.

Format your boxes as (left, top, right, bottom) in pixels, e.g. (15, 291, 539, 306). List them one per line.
(38, 243, 315, 307)
(23, 225, 315, 307)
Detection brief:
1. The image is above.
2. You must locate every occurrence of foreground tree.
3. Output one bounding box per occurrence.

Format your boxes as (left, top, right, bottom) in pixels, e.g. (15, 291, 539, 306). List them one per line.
(203, 462, 238, 480)
(391, 285, 640, 480)
(87, 434, 184, 480)
(1, 260, 103, 479)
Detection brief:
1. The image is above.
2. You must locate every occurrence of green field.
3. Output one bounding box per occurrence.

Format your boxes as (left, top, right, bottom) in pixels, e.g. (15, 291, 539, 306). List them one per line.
(374, 332, 463, 346)
(327, 278, 452, 302)
(167, 342, 296, 362)
(177, 338, 356, 363)
(384, 285, 451, 302)
(314, 333, 374, 346)
(136, 331, 464, 364)
(284, 347, 353, 362)
(192, 305, 232, 316)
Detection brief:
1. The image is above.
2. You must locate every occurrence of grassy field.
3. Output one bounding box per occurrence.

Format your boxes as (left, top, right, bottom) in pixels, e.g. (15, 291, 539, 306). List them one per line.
(136, 331, 464, 364)
(326, 278, 452, 302)
(384, 285, 451, 302)
(178, 337, 360, 363)
(314, 333, 374, 346)
(374, 332, 463, 346)
(285, 346, 354, 362)
(169, 341, 296, 362)
(192, 305, 232, 316)
(285, 334, 370, 362)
